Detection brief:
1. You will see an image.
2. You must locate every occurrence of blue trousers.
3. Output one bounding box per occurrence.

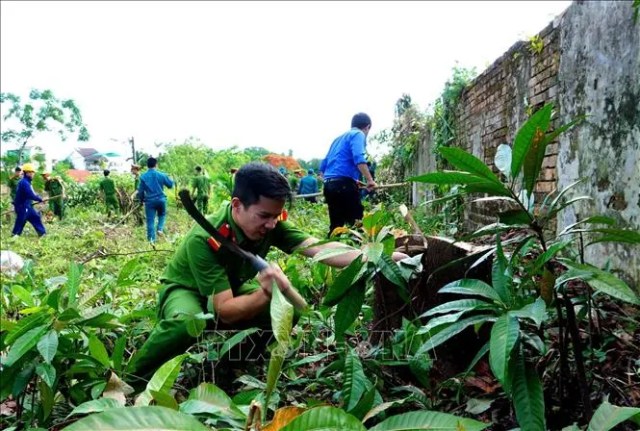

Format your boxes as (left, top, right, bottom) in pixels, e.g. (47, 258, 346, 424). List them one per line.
(12, 205, 46, 236)
(144, 199, 167, 242)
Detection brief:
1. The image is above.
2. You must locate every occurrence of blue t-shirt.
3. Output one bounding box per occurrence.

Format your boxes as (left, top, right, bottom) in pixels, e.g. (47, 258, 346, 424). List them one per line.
(319, 128, 368, 181)
(298, 175, 318, 194)
(138, 168, 174, 202)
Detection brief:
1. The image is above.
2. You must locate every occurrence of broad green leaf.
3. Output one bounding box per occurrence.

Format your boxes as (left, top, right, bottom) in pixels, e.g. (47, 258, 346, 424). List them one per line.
(379, 253, 407, 289)
(510, 298, 548, 328)
(89, 334, 111, 368)
(439, 279, 503, 303)
(417, 310, 470, 335)
(587, 400, 640, 431)
(558, 260, 640, 305)
(544, 178, 585, 214)
(39, 379, 54, 422)
(4, 325, 49, 367)
(180, 382, 245, 419)
(548, 196, 593, 218)
(312, 246, 358, 264)
(369, 410, 489, 431)
(285, 351, 335, 370)
(512, 351, 546, 431)
(280, 406, 366, 431)
(11, 285, 34, 307)
(4, 310, 52, 346)
(66, 261, 83, 308)
(363, 242, 384, 265)
(582, 228, 640, 246)
(492, 237, 513, 305)
(217, 328, 259, 359)
(36, 330, 58, 364)
(344, 348, 370, 411)
(531, 240, 572, 273)
(348, 383, 377, 419)
(271, 281, 294, 346)
(116, 258, 139, 286)
(439, 146, 501, 183)
(557, 215, 616, 236)
(62, 406, 211, 430)
(135, 354, 188, 407)
(148, 390, 178, 410)
(417, 314, 494, 355)
(409, 171, 501, 186)
(466, 342, 490, 373)
(362, 398, 409, 424)
(522, 126, 548, 198)
(511, 103, 553, 178)
(111, 335, 127, 372)
(421, 299, 495, 317)
(335, 282, 365, 341)
(264, 344, 286, 410)
(498, 209, 532, 225)
(184, 315, 206, 337)
(35, 362, 56, 388)
(323, 258, 364, 306)
(494, 143, 512, 177)
(489, 314, 520, 390)
(67, 398, 123, 417)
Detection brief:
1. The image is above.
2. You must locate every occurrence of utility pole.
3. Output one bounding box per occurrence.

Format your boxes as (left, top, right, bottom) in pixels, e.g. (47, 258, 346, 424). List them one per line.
(129, 137, 137, 164)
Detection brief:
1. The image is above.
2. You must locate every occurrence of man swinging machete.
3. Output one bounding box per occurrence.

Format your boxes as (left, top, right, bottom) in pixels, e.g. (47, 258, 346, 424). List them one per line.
(127, 162, 409, 382)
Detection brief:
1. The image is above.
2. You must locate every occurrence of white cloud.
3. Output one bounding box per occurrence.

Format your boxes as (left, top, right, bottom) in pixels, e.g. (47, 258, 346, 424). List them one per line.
(1, 0, 571, 162)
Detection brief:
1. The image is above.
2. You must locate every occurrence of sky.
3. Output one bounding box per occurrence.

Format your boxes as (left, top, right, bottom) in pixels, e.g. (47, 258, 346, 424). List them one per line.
(0, 1, 572, 163)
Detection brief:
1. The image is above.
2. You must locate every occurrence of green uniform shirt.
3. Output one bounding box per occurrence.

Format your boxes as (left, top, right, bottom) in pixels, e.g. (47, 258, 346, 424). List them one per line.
(8, 176, 21, 199)
(191, 175, 210, 198)
(100, 178, 116, 196)
(49, 179, 63, 198)
(289, 176, 299, 192)
(159, 202, 309, 306)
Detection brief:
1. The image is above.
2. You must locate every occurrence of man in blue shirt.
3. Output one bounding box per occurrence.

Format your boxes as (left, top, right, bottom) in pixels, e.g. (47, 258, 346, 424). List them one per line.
(319, 113, 377, 237)
(137, 157, 174, 244)
(297, 169, 319, 203)
(11, 163, 46, 237)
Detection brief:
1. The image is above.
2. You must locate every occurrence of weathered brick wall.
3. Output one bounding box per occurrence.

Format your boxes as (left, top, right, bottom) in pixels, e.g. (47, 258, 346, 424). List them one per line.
(412, 1, 639, 286)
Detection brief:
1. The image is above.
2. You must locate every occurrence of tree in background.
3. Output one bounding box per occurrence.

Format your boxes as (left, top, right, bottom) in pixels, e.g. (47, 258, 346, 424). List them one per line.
(0, 89, 90, 168)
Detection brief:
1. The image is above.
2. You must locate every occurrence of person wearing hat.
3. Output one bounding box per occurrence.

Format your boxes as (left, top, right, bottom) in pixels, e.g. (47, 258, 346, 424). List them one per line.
(99, 169, 120, 219)
(11, 163, 46, 237)
(298, 168, 319, 203)
(191, 165, 211, 214)
(7, 167, 22, 205)
(137, 157, 174, 244)
(42, 173, 65, 220)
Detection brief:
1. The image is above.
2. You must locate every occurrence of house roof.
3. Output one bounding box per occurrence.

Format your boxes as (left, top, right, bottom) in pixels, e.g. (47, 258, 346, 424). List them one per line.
(76, 147, 99, 158)
(66, 169, 93, 184)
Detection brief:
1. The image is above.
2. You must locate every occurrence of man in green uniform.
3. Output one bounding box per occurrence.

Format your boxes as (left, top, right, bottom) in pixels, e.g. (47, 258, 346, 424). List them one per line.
(99, 169, 119, 218)
(8, 167, 22, 203)
(127, 162, 407, 380)
(130, 164, 144, 226)
(191, 165, 211, 214)
(47, 175, 65, 220)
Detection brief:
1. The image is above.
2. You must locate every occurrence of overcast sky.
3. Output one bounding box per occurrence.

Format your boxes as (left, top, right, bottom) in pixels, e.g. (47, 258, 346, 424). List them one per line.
(1, 1, 571, 162)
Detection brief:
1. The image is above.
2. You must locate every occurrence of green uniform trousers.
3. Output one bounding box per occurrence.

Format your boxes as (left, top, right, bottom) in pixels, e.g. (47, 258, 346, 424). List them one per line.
(105, 194, 119, 214)
(50, 198, 64, 220)
(195, 194, 209, 214)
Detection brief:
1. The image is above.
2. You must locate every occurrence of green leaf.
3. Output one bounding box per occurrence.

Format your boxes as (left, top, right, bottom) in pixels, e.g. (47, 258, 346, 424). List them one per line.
(111, 335, 127, 372)
(489, 314, 520, 391)
(494, 144, 512, 177)
(36, 330, 58, 364)
(149, 390, 179, 410)
(323, 258, 364, 306)
(271, 281, 294, 346)
(531, 240, 572, 273)
(335, 282, 365, 341)
(35, 362, 56, 388)
(421, 299, 495, 318)
(379, 253, 407, 289)
(510, 298, 548, 328)
(512, 350, 546, 431)
(558, 260, 640, 305)
(4, 310, 53, 346)
(184, 315, 206, 337)
(62, 406, 211, 430)
(498, 209, 532, 225)
(558, 215, 616, 236)
(67, 398, 123, 417)
(544, 178, 586, 214)
(280, 406, 366, 431)
(409, 171, 499, 186)
(116, 258, 139, 287)
(264, 343, 286, 411)
(369, 410, 489, 431)
(463, 181, 514, 197)
(587, 400, 640, 431)
(11, 285, 34, 307)
(217, 328, 259, 359)
(439, 146, 501, 183)
(66, 261, 83, 308)
(417, 314, 494, 355)
(348, 383, 377, 420)
(89, 334, 111, 368)
(39, 379, 54, 422)
(312, 246, 358, 263)
(179, 382, 245, 419)
(492, 237, 513, 305)
(343, 348, 370, 412)
(439, 279, 503, 303)
(363, 242, 384, 265)
(4, 325, 49, 367)
(511, 103, 553, 178)
(135, 354, 188, 407)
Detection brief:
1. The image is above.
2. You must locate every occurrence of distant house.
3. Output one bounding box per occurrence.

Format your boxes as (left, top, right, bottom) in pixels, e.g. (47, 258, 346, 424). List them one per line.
(66, 147, 129, 173)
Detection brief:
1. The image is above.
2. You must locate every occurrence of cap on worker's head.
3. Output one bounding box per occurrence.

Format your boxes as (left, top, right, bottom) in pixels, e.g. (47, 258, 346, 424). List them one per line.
(308, 169, 314, 175)
(351, 112, 372, 129)
(42, 172, 51, 178)
(21, 163, 36, 173)
(14, 166, 22, 173)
